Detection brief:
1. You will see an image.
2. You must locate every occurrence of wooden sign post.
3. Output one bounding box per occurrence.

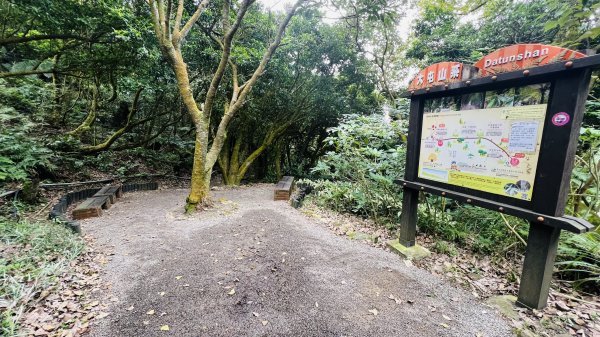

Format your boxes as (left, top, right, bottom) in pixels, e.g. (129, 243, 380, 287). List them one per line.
(396, 44, 600, 309)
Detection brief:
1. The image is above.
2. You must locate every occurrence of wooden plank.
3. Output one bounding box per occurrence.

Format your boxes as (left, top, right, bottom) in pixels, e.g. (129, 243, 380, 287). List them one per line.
(72, 195, 110, 220)
(539, 69, 591, 216)
(40, 178, 115, 190)
(274, 176, 294, 201)
(517, 222, 561, 309)
(93, 185, 123, 203)
(399, 188, 419, 247)
(401, 54, 600, 98)
(94, 186, 116, 203)
(396, 179, 594, 233)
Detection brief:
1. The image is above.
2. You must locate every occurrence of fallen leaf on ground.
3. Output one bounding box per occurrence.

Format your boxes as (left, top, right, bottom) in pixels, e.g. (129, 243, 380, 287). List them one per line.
(96, 312, 109, 319)
(368, 308, 379, 316)
(228, 288, 236, 295)
(42, 324, 55, 331)
(388, 295, 401, 304)
(146, 310, 155, 315)
(440, 323, 449, 329)
(261, 320, 268, 326)
(175, 276, 183, 280)
(160, 325, 170, 331)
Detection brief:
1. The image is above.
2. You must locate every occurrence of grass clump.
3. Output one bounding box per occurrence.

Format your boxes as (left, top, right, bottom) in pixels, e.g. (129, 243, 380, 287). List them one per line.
(432, 240, 458, 256)
(0, 218, 84, 336)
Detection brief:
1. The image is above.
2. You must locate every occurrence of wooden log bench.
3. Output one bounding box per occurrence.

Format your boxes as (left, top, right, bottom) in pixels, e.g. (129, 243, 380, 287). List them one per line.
(94, 185, 123, 204)
(274, 176, 294, 201)
(72, 184, 122, 220)
(72, 195, 111, 220)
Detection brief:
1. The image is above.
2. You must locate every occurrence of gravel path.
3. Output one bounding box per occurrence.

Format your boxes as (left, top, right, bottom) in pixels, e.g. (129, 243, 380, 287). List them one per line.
(82, 184, 514, 337)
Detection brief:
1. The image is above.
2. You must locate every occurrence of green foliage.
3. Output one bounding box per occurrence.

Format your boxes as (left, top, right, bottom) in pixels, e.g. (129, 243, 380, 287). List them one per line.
(543, 0, 600, 49)
(557, 230, 600, 289)
(407, 0, 560, 65)
(407, 0, 480, 64)
(0, 218, 84, 335)
(0, 105, 55, 183)
(304, 114, 406, 226)
(418, 200, 529, 254)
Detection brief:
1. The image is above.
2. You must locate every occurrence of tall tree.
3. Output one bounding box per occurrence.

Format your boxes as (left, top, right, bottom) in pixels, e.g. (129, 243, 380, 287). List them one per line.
(147, 0, 305, 211)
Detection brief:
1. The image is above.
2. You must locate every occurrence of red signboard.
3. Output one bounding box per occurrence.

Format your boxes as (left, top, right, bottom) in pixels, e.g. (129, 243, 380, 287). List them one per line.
(474, 44, 586, 77)
(408, 62, 465, 91)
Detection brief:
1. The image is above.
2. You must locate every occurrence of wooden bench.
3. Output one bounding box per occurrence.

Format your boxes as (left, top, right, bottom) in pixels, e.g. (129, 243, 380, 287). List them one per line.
(72, 195, 111, 220)
(94, 185, 123, 204)
(274, 176, 294, 201)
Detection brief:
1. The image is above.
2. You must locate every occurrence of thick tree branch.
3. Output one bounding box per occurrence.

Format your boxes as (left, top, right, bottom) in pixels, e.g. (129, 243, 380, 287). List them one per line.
(80, 88, 144, 154)
(202, 0, 254, 118)
(0, 69, 56, 78)
(205, 0, 305, 171)
(0, 34, 94, 46)
(174, 0, 185, 33)
(177, 0, 211, 44)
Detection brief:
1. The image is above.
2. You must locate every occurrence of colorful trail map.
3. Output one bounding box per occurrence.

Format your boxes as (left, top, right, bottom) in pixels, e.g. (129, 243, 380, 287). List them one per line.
(418, 104, 548, 201)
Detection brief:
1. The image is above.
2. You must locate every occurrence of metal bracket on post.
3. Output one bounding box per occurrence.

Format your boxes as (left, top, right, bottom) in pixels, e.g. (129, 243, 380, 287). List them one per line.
(517, 221, 561, 309)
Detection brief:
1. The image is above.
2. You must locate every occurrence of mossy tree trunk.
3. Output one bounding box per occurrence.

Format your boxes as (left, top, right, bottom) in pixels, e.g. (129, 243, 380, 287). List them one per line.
(68, 78, 99, 137)
(80, 87, 144, 154)
(219, 119, 296, 186)
(274, 141, 283, 181)
(148, 0, 304, 212)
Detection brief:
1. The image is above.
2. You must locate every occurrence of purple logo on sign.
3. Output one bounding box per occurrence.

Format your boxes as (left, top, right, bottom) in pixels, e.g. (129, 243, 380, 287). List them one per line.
(551, 112, 570, 126)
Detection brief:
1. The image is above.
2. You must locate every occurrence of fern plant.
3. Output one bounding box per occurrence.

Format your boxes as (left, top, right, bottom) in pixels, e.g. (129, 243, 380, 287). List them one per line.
(557, 230, 600, 288)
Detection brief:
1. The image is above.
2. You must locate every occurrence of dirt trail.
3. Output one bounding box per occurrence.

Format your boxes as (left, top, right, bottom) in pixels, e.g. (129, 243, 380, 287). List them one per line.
(82, 184, 514, 337)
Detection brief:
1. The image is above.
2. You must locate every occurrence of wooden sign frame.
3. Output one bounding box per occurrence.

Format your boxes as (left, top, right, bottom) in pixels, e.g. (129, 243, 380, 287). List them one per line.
(397, 53, 600, 309)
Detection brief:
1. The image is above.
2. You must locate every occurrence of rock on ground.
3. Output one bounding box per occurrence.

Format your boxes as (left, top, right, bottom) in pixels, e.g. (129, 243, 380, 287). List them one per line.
(81, 184, 514, 337)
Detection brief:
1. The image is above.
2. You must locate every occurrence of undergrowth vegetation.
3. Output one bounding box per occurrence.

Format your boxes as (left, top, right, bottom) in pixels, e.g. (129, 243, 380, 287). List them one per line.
(0, 218, 84, 335)
(301, 113, 406, 227)
(303, 111, 600, 292)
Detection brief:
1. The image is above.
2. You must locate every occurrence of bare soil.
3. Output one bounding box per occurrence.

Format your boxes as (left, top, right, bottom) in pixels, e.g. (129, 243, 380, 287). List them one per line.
(81, 184, 514, 337)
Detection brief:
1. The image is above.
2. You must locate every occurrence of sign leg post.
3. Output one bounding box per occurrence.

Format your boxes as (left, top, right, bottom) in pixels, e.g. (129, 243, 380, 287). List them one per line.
(517, 221, 561, 309)
(399, 188, 419, 247)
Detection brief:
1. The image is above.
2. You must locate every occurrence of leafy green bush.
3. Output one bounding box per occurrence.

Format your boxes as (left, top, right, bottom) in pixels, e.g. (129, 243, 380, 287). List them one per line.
(302, 114, 406, 226)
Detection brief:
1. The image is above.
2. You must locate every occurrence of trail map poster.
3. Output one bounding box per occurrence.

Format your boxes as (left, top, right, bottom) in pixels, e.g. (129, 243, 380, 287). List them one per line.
(418, 104, 547, 201)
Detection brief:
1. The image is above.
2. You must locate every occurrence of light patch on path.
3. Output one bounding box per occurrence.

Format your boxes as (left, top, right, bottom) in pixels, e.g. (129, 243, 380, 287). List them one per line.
(82, 184, 514, 337)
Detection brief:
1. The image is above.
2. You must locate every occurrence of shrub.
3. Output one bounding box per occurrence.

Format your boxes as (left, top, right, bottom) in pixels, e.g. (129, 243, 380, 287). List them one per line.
(302, 113, 406, 226)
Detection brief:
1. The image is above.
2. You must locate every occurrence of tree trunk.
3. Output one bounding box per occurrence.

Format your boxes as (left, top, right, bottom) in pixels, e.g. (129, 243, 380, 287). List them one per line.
(187, 127, 210, 212)
(274, 142, 282, 180)
(68, 81, 98, 137)
(166, 47, 212, 211)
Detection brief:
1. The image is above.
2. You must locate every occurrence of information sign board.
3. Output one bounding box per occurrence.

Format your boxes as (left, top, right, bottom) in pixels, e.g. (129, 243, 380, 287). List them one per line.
(395, 44, 600, 310)
(418, 104, 546, 201)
